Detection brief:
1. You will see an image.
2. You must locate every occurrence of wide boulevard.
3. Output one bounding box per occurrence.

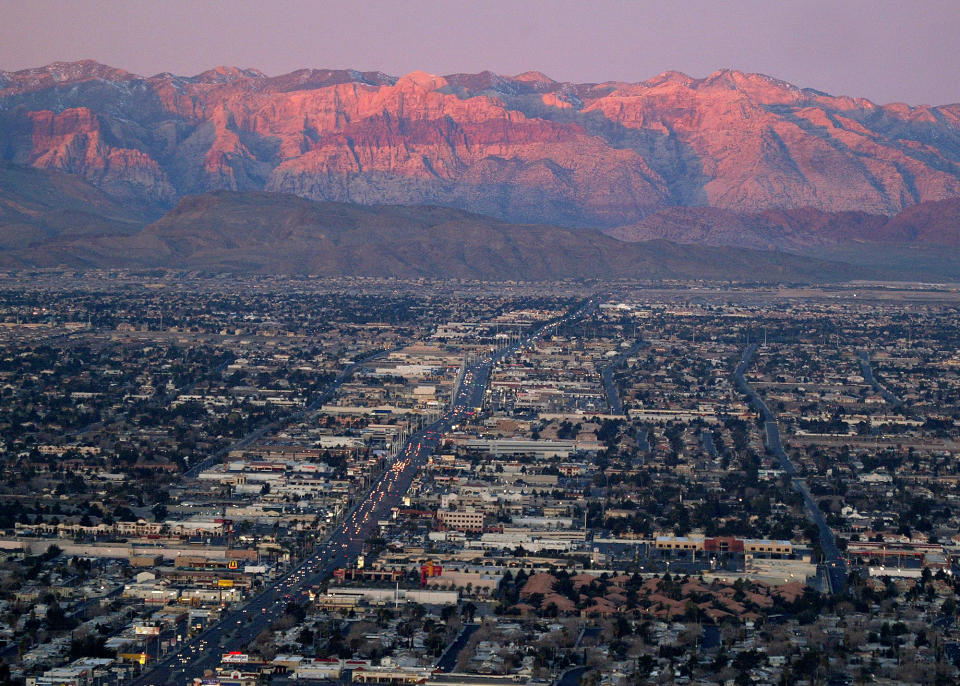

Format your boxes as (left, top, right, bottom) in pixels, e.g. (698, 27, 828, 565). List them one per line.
(131, 300, 594, 686)
(735, 343, 848, 594)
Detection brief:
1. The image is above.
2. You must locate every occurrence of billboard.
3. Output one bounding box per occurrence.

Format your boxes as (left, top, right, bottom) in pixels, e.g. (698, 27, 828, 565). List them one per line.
(222, 653, 250, 663)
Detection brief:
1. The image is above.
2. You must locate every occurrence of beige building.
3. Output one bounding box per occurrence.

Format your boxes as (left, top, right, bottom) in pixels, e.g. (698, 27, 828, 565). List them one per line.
(437, 509, 486, 533)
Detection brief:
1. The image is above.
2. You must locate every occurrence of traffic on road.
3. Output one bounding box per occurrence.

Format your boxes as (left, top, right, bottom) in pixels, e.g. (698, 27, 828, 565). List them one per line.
(132, 301, 595, 686)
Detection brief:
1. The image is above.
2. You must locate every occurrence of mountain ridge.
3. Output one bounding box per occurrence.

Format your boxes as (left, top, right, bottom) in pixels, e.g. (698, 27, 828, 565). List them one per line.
(0, 161, 153, 249)
(604, 200, 960, 252)
(0, 164, 955, 280)
(2, 60, 959, 230)
(4, 60, 953, 108)
(0, 186, 866, 281)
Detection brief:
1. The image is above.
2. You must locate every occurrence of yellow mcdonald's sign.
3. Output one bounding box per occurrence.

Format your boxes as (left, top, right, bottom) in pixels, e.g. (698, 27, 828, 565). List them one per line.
(120, 653, 148, 665)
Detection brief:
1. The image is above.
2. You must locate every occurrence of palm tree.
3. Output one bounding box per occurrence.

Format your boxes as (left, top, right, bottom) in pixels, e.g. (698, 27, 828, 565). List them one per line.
(375, 607, 393, 627)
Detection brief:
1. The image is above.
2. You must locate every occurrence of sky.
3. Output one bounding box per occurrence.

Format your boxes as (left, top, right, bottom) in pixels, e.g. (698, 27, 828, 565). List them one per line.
(1, 0, 959, 106)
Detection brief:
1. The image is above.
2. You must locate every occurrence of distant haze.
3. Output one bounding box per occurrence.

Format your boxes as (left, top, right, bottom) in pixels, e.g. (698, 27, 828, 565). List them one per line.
(2, 0, 959, 106)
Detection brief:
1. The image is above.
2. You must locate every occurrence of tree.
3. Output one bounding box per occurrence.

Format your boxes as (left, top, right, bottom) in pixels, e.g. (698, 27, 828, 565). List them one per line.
(299, 627, 314, 648)
(45, 604, 77, 631)
(151, 503, 168, 522)
(376, 607, 394, 627)
(69, 634, 114, 660)
(792, 649, 823, 681)
(461, 601, 477, 622)
(732, 650, 765, 672)
(942, 597, 956, 616)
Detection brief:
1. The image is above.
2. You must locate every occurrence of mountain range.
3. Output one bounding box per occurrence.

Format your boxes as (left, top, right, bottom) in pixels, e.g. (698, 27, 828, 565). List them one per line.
(0, 61, 958, 279)
(605, 199, 960, 251)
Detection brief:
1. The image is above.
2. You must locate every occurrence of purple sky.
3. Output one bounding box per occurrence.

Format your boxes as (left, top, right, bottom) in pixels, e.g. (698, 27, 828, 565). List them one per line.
(2, 0, 959, 105)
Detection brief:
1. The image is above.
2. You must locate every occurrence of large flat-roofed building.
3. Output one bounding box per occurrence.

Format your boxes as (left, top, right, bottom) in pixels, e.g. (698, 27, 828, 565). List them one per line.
(353, 667, 432, 685)
(655, 535, 794, 557)
(437, 508, 486, 533)
(427, 675, 531, 686)
(655, 535, 705, 552)
(464, 439, 575, 459)
(742, 539, 794, 556)
(324, 587, 458, 606)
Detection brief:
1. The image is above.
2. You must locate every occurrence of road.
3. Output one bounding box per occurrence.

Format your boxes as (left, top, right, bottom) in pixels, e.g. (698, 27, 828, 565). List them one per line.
(184, 349, 396, 478)
(735, 344, 847, 594)
(134, 424, 446, 685)
(600, 341, 642, 415)
(857, 350, 902, 408)
(434, 623, 479, 672)
(130, 302, 595, 686)
(555, 666, 587, 686)
(701, 429, 717, 457)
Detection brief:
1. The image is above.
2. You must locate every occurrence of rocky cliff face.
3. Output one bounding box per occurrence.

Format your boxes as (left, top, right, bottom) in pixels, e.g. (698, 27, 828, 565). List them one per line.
(2, 60, 959, 227)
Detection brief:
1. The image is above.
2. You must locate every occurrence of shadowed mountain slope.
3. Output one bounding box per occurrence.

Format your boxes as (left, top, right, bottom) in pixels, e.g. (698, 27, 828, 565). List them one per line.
(0, 190, 863, 281)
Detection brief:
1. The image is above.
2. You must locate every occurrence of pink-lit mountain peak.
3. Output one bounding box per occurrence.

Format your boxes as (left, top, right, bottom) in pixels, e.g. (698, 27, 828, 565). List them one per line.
(2, 60, 960, 226)
(0, 60, 825, 97)
(191, 65, 267, 84)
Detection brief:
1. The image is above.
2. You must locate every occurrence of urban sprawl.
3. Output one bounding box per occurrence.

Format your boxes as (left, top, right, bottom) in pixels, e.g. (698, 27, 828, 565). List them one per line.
(0, 274, 958, 686)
